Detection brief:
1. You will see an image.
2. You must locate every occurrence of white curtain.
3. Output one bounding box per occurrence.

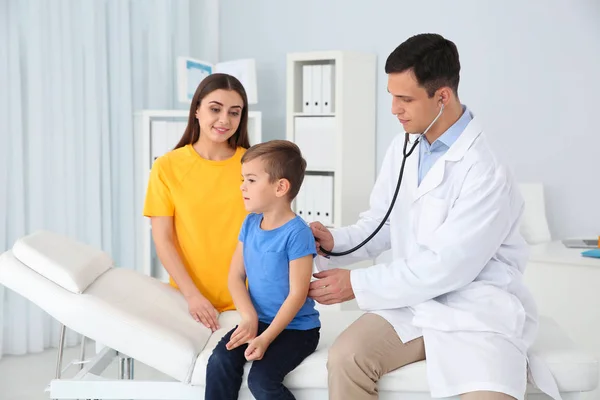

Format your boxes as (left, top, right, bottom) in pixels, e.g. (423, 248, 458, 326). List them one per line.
(0, 0, 218, 358)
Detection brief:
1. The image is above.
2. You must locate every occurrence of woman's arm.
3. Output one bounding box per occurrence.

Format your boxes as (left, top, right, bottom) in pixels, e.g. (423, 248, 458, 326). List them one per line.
(151, 216, 219, 330)
(260, 254, 313, 343)
(151, 216, 200, 297)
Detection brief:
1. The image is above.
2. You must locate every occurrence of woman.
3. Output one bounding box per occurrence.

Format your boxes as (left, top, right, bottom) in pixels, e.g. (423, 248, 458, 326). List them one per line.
(143, 73, 250, 331)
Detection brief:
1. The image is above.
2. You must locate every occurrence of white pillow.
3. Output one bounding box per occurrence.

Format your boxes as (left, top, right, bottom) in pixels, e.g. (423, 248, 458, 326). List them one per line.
(12, 230, 113, 293)
(518, 183, 552, 244)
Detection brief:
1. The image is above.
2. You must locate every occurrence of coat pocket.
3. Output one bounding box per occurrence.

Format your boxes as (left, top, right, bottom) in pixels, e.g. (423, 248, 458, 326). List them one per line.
(416, 195, 449, 244)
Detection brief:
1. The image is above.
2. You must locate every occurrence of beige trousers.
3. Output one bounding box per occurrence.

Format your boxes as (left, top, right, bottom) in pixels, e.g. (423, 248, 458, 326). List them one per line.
(327, 313, 515, 400)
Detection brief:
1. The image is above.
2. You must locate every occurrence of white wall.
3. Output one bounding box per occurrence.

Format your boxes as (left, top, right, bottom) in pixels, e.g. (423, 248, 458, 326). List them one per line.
(219, 0, 600, 240)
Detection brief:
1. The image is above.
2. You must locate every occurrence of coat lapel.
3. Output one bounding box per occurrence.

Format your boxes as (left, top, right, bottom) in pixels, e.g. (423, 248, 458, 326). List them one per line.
(413, 117, 484, 203)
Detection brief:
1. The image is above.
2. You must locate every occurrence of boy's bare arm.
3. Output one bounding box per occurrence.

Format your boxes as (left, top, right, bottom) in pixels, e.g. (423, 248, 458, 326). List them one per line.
(260, 254, 314, 343)
(228, 242, 257, 320)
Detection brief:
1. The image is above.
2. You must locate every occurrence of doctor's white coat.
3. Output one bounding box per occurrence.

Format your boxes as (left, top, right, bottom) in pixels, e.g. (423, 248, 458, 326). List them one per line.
(320, 115, 560, 399)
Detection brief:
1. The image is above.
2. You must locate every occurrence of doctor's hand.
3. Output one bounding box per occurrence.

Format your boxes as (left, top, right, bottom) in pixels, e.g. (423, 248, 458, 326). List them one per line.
(185, 293, 220, 332)
(226, 317, 258, 351)
(308, 269, 355, 305)
(309, 221, 334, 256)
(245, 334, 271, 361)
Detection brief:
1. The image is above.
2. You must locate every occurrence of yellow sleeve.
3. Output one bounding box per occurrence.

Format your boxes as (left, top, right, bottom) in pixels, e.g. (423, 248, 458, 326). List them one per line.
(143, 157, 174, 217)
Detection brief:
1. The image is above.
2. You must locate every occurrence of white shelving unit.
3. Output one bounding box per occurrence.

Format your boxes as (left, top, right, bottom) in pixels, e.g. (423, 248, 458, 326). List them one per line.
(134, 109, 262, 281)
(286, 51, 377, 311)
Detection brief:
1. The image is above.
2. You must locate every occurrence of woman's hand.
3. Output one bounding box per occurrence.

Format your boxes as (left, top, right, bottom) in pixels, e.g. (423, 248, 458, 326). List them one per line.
(226, 316, 258, 350)
(185, 293, 220, 332)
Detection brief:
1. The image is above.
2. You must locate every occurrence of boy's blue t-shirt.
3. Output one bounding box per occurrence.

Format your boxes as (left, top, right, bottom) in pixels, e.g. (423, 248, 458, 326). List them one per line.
(238, 213, 320, 330)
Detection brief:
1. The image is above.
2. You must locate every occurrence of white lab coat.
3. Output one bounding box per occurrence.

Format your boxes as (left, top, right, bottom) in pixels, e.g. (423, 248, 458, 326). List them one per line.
(318, 115, 561, 399)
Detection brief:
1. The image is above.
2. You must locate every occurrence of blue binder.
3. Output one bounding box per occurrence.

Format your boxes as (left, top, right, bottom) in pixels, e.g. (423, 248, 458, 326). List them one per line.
(581, 249, 600, 259)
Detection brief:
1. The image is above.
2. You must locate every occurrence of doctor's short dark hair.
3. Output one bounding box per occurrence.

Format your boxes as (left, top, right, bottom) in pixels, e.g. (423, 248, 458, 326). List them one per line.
(241, 140, 307, 201)
(385, 33, 461, 97)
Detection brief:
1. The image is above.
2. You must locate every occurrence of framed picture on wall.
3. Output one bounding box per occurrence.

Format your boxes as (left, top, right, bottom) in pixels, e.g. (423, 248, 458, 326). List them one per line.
(177, 56, 258, 105)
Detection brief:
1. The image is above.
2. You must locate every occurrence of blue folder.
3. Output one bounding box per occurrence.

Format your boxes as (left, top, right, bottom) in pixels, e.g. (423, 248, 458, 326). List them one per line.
(581, 249, 600, 259)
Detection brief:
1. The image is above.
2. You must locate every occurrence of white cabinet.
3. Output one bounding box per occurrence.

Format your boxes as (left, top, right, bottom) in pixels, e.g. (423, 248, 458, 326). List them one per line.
(286, 51, 378, 311)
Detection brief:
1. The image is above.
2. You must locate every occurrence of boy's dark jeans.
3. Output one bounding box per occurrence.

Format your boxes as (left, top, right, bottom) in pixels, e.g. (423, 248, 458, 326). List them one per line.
(205, 321, 320, 400)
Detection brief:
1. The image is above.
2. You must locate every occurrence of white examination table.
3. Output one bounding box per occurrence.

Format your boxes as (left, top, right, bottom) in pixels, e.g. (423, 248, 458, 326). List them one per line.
(0, 231, 597, 400)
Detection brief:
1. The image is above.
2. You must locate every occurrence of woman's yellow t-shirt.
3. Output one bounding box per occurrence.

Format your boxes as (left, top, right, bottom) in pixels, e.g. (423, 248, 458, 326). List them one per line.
(143, 144, 248, 312)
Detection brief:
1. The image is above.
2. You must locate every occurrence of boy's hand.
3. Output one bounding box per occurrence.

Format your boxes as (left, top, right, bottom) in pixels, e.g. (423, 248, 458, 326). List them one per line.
(244, 335, 271, 361)
(226, 317, 258, 350)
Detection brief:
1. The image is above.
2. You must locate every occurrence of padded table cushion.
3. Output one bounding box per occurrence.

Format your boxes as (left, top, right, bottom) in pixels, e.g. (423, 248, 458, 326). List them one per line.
(0, 251, 210, 383)
(12, 230, 113, 293)
(0, 236, 597, 393)
(191, 311, 599, 392)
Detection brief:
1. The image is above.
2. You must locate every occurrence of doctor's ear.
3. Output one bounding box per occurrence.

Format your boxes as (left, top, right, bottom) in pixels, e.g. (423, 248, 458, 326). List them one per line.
(437, 88, 453, 106)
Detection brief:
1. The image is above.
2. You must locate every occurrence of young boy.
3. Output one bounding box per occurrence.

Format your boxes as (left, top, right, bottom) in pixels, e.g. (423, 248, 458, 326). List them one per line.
(205, 140, 320, 400)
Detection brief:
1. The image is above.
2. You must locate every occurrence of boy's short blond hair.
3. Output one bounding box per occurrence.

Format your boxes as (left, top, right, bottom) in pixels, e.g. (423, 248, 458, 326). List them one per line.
(241, 140, 307, 201)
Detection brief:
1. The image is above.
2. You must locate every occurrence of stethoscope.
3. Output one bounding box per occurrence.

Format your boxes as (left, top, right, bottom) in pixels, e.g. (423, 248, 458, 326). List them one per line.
(320, 101, 445, 257)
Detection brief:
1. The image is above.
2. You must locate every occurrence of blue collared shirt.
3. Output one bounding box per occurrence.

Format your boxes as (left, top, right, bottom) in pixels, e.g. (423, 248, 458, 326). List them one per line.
(418, 106, 472, 185)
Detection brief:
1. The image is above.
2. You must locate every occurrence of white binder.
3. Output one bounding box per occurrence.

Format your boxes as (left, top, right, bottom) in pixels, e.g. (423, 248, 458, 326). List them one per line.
(311, 65, 323, 114)
(300, 175, 333, 226)
(295, 185, 307, 222)
(152, 120, 186, 162)
(313, 175, 323, 223)
(294, 117, 337, 171)
(302, 65, 312, 114)
(304, 175, 316, 223)
(321, 175, 334, 226)
(321, 64, 334, 114)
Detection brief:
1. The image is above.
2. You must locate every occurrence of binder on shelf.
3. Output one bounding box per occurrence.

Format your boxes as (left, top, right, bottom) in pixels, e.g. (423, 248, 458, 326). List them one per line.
(321, 64, 334, 114)
(295, 185, 307, 221)
(304, 175, 316, 223)
(321, 175, 334, 226)
(311, 65, 323, 114)
(302, 65, 312, 114)
(313, 176, 323, 223)
(151, 120, 186, 163)
(294, 117, 336, 171)
(296, 175, 334, 226)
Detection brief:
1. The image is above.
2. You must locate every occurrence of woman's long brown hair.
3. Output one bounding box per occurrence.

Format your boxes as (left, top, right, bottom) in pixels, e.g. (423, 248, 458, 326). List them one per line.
(174, 73, 250, 150)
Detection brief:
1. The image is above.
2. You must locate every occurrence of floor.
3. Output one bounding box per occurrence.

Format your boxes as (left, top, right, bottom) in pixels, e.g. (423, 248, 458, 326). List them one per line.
(0, 342, 172, 400)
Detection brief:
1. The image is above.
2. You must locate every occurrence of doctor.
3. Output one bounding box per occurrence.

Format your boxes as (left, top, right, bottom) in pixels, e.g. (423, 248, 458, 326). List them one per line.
(309, 34, 559, 400)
